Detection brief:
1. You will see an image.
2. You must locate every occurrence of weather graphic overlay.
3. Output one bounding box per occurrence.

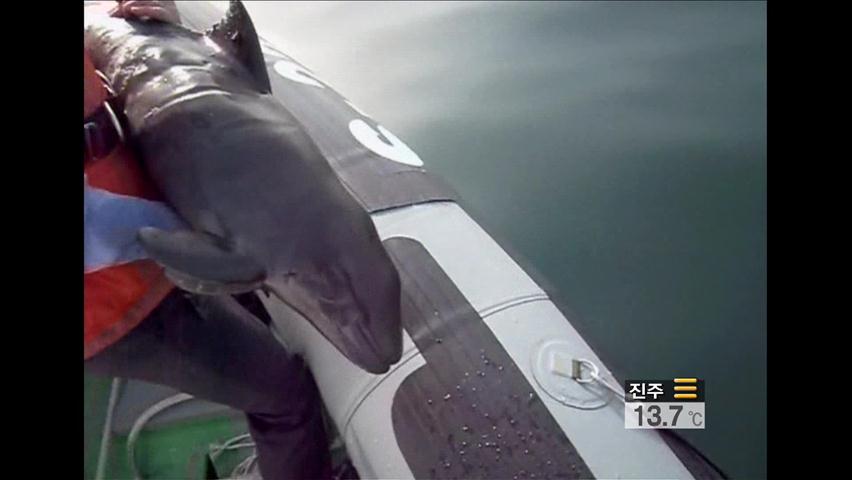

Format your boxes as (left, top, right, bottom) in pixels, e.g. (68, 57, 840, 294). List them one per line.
(624, 378, 706, 429)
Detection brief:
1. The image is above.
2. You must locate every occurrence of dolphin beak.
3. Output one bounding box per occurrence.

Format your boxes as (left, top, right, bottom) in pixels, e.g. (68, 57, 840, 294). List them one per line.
(268, 280, 402, 374)
(337, 311, 401, 375)
(341, 329, 391, 374)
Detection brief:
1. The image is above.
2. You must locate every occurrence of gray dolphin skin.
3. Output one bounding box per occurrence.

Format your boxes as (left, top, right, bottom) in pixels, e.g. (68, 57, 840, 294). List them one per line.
(84, 0, 403, 374)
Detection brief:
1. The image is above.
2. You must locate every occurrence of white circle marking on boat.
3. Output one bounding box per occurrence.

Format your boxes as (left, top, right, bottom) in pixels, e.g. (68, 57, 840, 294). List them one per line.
(273, 59, 325, 88)
(348, 119, 424, 167)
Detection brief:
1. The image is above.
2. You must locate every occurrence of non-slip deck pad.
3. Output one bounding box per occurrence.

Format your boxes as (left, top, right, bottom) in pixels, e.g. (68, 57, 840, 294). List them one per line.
(385, 237, 594, 479)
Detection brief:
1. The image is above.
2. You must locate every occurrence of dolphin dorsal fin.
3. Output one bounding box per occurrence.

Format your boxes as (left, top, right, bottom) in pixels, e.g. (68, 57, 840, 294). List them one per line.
(206, 0, 272, 94)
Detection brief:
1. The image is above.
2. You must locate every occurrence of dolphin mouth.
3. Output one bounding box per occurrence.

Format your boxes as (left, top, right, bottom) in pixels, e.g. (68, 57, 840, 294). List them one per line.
(339, 321, 396, 374)
(267, 282, 397, 374)
(318, 286, 399, 374)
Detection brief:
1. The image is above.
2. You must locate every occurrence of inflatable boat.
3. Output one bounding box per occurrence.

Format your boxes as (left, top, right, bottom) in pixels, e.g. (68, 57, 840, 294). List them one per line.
(84, 2, 725, 478)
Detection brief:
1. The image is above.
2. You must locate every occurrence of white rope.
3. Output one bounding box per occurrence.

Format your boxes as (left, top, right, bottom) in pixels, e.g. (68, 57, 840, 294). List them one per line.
(125, 393, 260, 480)
(231, 452, 259, 478)
(571, 358, 625, 402)
(210, 432, 257, 478)
(127, 393, 195, 480)
(209, 433, 254, 461)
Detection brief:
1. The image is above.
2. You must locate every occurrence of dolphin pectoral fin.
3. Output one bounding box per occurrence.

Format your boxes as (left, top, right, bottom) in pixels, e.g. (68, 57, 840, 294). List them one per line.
(206, 0, 272, 94)
(138, 227, 266, 295)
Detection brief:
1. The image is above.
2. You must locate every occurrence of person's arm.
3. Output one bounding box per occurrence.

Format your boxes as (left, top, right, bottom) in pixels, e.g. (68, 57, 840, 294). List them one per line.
(85, 1, 181, 160)
(84, 51, 107, 118)
(109, 0, 181, 24)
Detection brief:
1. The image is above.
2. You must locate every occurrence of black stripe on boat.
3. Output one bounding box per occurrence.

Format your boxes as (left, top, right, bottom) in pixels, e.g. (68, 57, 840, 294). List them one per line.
(385, 237, 594, 479)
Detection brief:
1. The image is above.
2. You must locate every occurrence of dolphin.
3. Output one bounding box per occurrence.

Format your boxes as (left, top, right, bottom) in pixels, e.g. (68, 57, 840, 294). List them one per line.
(84, 0, 403, 374)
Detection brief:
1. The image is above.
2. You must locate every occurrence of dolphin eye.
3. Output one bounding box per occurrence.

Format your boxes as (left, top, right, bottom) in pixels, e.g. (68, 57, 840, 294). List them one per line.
(308, 265, 359, 314)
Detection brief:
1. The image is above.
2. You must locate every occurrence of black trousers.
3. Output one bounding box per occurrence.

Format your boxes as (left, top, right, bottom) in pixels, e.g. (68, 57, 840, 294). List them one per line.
(85, 290, 331, 480)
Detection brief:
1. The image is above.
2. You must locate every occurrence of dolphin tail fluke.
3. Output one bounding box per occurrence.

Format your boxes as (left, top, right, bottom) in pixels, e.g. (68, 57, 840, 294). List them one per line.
(138, 227, 266, 295)
(206, 0, 272, 94)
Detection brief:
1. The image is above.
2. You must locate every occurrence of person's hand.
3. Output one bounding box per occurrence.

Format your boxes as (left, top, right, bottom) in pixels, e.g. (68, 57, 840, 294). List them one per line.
(109, 1, 181, 25)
